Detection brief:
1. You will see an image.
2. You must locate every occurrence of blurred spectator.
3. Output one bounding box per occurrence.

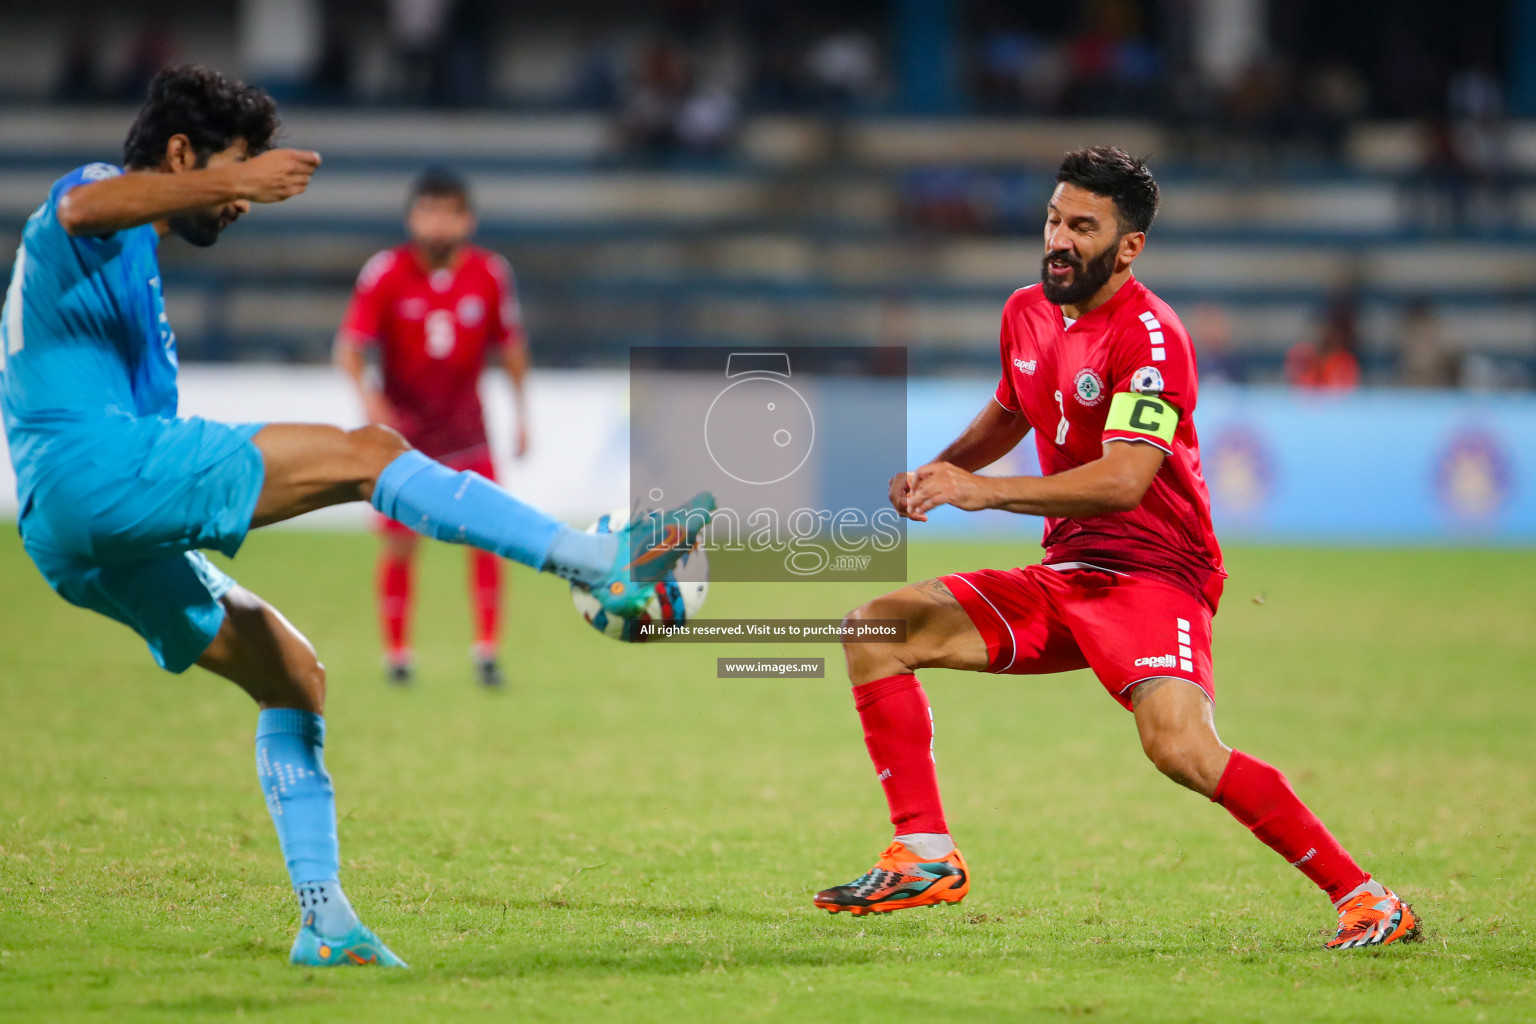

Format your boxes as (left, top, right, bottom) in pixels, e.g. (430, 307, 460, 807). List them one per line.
(969, 5, 1067, 113)
(743, 0, 804, 110)
(1191, 303, 1242, 384)
(618, 41, 692, 155)
(1303, 57, 1369, 160)
(897, 168, 986, 233)
(389, 0, 451, 104)
(1061, 0, 1158, 116)
(973, 27, 1034, 110)
(1462, 354, 1536, 391)
(1286, 297, 1361, 390)
(1223, 57, 1295, 163)
(437, 0, 494, 107)
(1449, 61, 1514, 228)
(803, 29, 882, 110)
(568, 23, 621, 110)
(1396, 299, 1459, 388)
(55, 24, 105, 103)
(1406, 114, 1473, 233)
(307, 2, 357, 104)
(614, 31, 742, 158)
(676, 80, 741, 154)
(115, 24, 175, 103)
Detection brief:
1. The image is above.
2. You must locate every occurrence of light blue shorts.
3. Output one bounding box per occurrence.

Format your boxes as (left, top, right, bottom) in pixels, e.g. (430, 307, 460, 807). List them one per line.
(18, 415, 267, 673)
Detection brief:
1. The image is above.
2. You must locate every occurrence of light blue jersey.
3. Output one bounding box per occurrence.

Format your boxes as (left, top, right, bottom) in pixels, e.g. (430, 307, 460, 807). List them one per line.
(1, 163, 180, 511)
(1, 162, 266, 673)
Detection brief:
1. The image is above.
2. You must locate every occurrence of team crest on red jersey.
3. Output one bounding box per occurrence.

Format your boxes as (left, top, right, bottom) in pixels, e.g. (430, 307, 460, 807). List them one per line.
(457, 294, 485, 326)
(1073, 368, 1106, 406)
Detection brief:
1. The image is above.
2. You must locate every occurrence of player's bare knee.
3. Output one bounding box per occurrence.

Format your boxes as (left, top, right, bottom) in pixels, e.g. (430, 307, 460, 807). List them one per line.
(1141, 726, 1225, 795)
(842, 597, 915, 678)
(298, 658, 327, 712)
(349, 424, 411, 497)
(1142, 730, 1197, 780)
(259, 640, 325, 714)
(352, 422, 410, 462)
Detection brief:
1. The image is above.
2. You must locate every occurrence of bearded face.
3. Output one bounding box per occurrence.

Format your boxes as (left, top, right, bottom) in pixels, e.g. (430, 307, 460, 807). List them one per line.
(167, 205, 228, 247)
(1040, 237, 1119, 307)
(166, 143, 250, 248)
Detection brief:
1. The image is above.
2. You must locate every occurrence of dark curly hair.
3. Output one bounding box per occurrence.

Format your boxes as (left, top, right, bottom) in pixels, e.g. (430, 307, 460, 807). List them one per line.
(1055, 146, 1160, 235)
(122, 65, 279, 170)
(409, 164, 471, 206)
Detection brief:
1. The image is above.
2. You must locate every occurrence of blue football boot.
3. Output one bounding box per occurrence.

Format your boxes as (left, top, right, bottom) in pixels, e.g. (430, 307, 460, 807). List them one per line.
(290, 917, 408, 968)
(590, 492, 715, 619)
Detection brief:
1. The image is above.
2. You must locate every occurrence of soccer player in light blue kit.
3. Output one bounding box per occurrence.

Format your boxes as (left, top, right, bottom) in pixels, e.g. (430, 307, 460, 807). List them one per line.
(0, 65, 712, 967)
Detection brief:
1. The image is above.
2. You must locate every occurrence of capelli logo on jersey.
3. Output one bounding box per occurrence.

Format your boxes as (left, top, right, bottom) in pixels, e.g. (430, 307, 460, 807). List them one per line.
(1135, 654, 1178, 669)
(1013, 358, 1037, 375)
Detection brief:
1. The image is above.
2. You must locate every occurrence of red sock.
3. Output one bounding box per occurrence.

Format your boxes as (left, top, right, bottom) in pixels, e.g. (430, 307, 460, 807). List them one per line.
(853, 674, 947, 835)
(377, 552, 412, 659)
(470, 549, 501, 651)
(1214, 750, 1368, 902)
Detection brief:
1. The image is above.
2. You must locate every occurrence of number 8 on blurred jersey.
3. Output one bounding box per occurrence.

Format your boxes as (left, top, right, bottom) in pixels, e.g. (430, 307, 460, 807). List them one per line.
(335, 166, 531, 688)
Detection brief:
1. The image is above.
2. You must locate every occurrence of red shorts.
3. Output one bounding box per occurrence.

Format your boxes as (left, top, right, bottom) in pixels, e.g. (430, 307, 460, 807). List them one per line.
(942, 563, 1214, 711)
(375, 447, 497, 537)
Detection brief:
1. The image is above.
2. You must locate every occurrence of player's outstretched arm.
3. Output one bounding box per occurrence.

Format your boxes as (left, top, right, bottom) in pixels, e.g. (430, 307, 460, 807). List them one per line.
(57, 148, 321, 237)
(500, 342, 531, 459)
(333, 333, 396, 427)
(908, 440, 1164, 520)
(889, 399, 1030, 519)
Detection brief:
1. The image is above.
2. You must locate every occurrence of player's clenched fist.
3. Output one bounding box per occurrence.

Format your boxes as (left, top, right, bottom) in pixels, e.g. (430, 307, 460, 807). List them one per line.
(233, 148, 321, 203)
(907, 461, 994, 520)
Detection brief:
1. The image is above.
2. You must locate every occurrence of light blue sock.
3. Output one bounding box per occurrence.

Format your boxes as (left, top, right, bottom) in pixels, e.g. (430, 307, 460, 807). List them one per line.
(544, 526, 618, 586)
(371, 451, 615, 584)
(256, 709, 361, 937)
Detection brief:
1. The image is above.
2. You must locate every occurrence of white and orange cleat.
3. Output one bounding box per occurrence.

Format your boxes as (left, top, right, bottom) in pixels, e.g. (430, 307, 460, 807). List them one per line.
(813, 840, 969, 915)
(1325, 885, 1421, 949)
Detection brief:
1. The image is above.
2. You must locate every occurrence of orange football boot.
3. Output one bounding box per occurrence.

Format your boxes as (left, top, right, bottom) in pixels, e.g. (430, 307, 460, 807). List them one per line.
(814, 840, 969, 915)
(1326, 887, 1421, 949)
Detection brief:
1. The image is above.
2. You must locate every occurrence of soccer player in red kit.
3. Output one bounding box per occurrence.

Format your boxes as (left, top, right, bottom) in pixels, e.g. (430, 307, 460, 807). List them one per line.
(813, 147, 1419, 950)
(336, 167, 529, 688)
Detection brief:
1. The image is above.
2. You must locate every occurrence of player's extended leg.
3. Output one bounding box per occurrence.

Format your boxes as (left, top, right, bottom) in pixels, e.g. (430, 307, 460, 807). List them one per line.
(196, 583, 406, 967)
(1130, 678, 1419, 949)
(468, 548, 504, 688)
(246, 423, 713, 616)
(813, 580, 989, 915)
(377, 528, 418, 685)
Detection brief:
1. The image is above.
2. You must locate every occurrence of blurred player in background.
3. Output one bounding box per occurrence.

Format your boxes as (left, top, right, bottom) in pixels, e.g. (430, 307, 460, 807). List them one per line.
(336, 168, 528, 689)
(814, 146, 1418, 951)
(0, 65, 711, 968)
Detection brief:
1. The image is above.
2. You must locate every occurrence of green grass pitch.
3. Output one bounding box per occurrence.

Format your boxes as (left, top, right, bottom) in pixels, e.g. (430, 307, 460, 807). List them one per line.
(1, 528, 1533, 1023)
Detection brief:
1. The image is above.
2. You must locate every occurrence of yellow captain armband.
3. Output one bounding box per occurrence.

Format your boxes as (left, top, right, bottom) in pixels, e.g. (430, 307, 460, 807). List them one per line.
(1104, 391, 1178, 444)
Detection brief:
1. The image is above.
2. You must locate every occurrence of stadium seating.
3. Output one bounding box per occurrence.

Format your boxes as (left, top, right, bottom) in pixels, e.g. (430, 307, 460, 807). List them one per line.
(2, 109, 1534, 378)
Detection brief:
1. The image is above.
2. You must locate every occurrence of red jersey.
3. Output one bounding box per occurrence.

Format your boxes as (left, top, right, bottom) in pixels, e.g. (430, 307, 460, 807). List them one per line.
(340, 244, 524, 459)
(993, 276, 1226, 609)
